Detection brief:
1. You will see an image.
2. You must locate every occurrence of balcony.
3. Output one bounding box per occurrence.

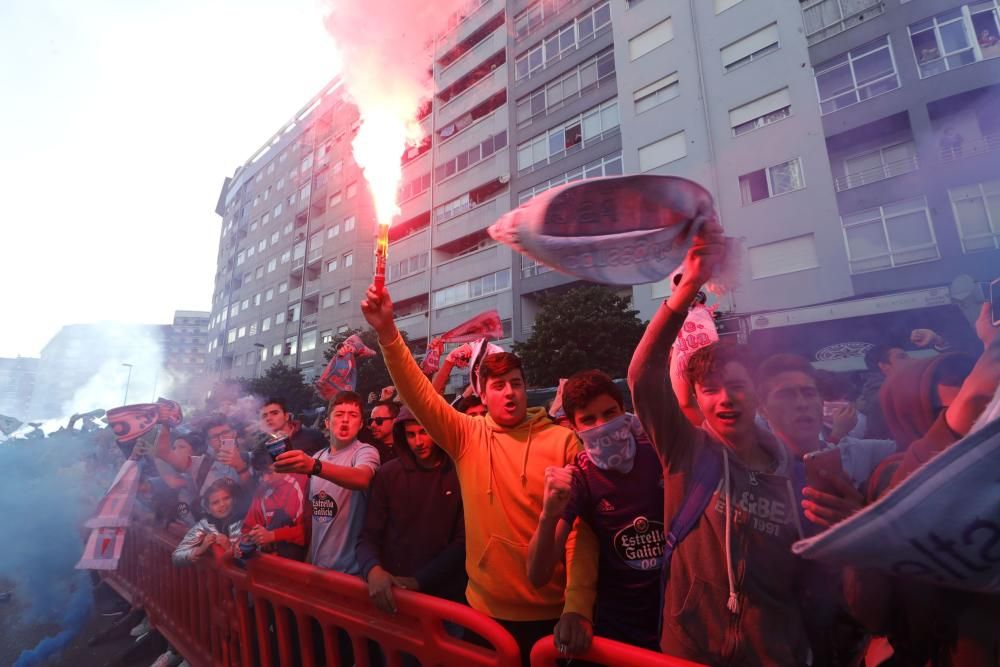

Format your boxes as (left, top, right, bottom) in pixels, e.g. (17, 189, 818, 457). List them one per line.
(436, 197, 504, 247)
(940, 131, 1000, 162)
(438, 27, 506, 92)
(434, 244, 506, 286)
(439, 66, 507, 128)
(439, 0, 498, 52)
(801, 0, 885, 46)
(395, 310, 429, 340)
(436, 148, 509, 205)
(301, 314, 318, 330)
(388, 226, 429, 258)
(304, 279, 321, 300)
(387, 270, 431, 304)
(834, 155, 919, 191)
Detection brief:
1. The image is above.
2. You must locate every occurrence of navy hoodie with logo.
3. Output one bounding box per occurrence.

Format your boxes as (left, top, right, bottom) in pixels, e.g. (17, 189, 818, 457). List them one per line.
(356, 410, 466, 602)
(630, 305, 811, 666)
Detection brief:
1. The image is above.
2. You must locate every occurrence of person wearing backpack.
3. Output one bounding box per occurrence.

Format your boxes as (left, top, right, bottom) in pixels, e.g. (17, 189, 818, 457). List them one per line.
(628, 219, 863, 666)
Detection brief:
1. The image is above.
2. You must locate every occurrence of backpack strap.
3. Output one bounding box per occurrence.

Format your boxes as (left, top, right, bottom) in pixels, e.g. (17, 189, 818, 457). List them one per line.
(194, 455, 214, 497)
(658, 443, 723, 634)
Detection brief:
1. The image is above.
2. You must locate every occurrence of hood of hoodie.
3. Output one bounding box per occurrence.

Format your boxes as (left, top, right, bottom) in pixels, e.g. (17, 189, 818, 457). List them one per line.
(391, 406, 452, 473)
(483, 405, 551, 434)
(880, 353, 974, 450)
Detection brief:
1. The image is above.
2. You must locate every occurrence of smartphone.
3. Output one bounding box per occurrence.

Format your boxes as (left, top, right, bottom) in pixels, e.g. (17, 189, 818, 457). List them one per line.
(991, 277, 1000, 327)
(220, 438, 236, 455)
(803, 448, 845, 494)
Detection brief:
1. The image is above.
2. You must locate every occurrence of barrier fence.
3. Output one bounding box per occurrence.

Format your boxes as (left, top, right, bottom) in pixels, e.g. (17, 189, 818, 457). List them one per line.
(101, 525, 699, 667)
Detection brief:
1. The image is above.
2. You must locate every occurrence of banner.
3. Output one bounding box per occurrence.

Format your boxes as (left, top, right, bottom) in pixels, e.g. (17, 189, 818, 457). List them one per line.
(469, 339, 504, 397)
(792, 416, 1000, 593)
(421, 339, 445, 375)
(156, 398, 183, 427)
(0, 414, 22, 435)
(315, 334, 376, 399)
(420, 311, 504, 375)
(76, 527, 127, 570)
(85, 460, 141, 529)
(489, 174, 717, 285)
(106, 404, 160, 442)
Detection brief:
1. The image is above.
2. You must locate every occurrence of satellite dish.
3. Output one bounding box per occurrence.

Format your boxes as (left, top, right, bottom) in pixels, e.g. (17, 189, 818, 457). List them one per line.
(950, 274, 977, 301)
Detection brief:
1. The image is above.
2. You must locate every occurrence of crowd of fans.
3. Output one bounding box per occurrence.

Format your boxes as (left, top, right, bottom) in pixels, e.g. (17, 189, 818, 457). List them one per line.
(36, 221, 999, 667)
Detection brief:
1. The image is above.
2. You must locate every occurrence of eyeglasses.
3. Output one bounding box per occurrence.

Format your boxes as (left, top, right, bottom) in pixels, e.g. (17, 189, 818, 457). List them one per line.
(368, 417, 392, 426)
(207, 429, 237, 442)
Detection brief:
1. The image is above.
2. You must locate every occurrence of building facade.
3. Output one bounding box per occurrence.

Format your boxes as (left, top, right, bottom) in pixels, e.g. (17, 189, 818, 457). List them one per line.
(0, 356, 38, 421)
(209, 0, 1000, 384)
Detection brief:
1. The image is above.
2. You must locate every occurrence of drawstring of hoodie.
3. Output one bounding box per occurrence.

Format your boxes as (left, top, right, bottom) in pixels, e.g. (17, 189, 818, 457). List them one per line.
(520, 421, 534, 487)
(787, 479, 805, 541)
(722, 448, 740, 615)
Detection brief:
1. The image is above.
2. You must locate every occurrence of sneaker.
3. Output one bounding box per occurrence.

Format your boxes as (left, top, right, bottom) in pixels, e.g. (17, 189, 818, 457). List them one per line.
(150, 650, 174, 667)
(130, 617, 151, 637)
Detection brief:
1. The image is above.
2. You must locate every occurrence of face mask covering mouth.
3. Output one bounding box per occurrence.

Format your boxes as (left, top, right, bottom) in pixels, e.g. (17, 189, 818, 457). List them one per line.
(579, 413, 639, 473)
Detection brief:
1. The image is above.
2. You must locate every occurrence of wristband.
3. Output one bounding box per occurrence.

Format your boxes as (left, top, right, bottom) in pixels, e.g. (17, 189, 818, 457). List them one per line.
(312, 458, 323, 477)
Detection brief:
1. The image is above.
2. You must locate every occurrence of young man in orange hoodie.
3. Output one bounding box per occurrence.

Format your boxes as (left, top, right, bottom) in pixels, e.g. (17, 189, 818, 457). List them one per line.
(362, 284, 598, 665)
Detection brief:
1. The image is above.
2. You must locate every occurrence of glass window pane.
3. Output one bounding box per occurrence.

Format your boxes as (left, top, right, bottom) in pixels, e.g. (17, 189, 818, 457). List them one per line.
(769, 160, 803, 194)
(954, 196, 991, 237)
(885, 211, 933, 250)
(846, 222, 889, 259)
(939, 20, 971, 53)
(583, 111, 601, 139)
(601, 103, 619, 130)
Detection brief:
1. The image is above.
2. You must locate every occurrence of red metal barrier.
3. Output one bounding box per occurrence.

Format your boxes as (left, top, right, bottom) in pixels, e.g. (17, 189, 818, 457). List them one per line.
(102, 524, 521, 667)
(529, 636, 705, 667)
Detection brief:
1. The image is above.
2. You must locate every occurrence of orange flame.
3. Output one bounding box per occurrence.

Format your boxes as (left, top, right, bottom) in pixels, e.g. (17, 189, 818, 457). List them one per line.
(352, 106, 423, 227)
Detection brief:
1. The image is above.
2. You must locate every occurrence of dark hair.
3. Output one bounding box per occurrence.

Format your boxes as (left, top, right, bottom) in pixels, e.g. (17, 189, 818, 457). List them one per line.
(756, 353, 817, 401)
(479, 352, 523, 384)
(200, 413, 235, 435)
(263, 397, 289, 413)
(562, 370, 624, 423)
(865, 344, 900, 372)
(685, 344, 750, 388)
(330, 391, 364, 411)
(456, 395, 483, 413)
(372, 400, 400, 419)
(201, 477, 236, 508)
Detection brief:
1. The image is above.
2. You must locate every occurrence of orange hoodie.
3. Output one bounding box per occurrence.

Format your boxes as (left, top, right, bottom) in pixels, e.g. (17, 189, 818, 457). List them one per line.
(381, 333, 598, 621)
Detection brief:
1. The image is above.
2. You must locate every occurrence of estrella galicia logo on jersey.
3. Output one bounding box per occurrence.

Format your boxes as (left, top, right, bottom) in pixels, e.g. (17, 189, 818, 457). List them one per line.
(613, 516, 665, 571)
(311, 490, 338, 524)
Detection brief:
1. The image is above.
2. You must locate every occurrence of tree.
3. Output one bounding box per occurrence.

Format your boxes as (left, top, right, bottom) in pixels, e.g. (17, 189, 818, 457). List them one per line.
(322, 327, 414, 405)
(239, 361, 319, 414)
(513, 285, 646, 387)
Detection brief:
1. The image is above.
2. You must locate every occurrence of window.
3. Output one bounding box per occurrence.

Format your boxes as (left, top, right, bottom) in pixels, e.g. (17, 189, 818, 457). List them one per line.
(278, 281, 288, 293)
(337, 324, 350, 334)
(801, 0, 885, 45)
(234, 355, 243, 367)
(284, 222, 293, 235)
(301, 330, 317, 353)
(280, 250, 291, 264)
(254, 293, 262, 306)
(521, 255, 552, 278)
(250, 220, 259, 232)
(515, 1, 612, 80)
(299, 183, 311, 203)
(277, 177, 284, 190)
(838, 141, 918, 191)
(293, 242, 306, 261)
(258, 239, 266, 252)
(238, 326, 246, 338)
(344, 216, 355, 232)
(949, 181, 1000, 251)
(321, 330, 334, 345)
(328, 223, 340, 239)
(343, 251, 353, 268)
(246, 246, 255, 258)
(272, 342, 282, 357)
(842, 197, 939, 273)
(285, 336, 298, 356)
(721, 23, 779, 71)
(629, 18, 674, 60)
(634, 73, 679, 113)
(639, 131, 687, 171)
(326, 258, 338, 273)
(288, 303, 300, 323)
(262, 316, 271, 332)
(236, 251, 245, 266)
(516, 48, 616, 127)
(267, 258, 277, 272)
(815, 36, 899, 114)
(339, 287, 352, 304)
(971, 2, 1000, 61)
(329, 191, 342, 207)
(399, 172, 431, 201)
(389, 252, 429, 281)
(249, 322, 258, 336)
(729, 88, 791, 135)
(517, 100, 618, 172)
(271, 231, 279, 245)
(273, 202, 283, 218)
(255, 266, 264, 279)
(909, 8, 981, 78)
(518, 152, 623, 204)
(715, 0, 745, 13)
(739, 158, 805, 204)
(276, 311, 286, 325)
(435, 130, 508, 182)
(433, 269, 511, 308)
(748, 235, 820, 279)
(322, 292, 338, 309)
(266, 288, 274, 301)
(301, 154, 313, 171)
(227, 329, 237, 343)
(346, 182, 358, 198)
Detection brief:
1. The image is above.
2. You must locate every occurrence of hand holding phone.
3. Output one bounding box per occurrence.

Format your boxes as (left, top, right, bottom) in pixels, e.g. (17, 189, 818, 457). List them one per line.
(803, 448, 845, 494)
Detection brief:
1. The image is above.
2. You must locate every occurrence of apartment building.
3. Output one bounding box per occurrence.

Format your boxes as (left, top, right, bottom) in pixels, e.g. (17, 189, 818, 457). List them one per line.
(0, 356, 38, 421)
(209, 0, 1000, 384)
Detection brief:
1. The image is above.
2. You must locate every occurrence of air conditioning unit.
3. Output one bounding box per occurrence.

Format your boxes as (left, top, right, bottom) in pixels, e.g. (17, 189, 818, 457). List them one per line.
(499, 173, 510, 184)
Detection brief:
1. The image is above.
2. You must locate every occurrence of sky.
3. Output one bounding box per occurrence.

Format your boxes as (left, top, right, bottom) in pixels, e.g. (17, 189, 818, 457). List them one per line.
(0, 0, 342, 358)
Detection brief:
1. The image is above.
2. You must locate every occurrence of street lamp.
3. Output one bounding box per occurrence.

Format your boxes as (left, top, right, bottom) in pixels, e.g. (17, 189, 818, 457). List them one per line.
(122, 363, 134, 404)
(253, 343, 267, 378)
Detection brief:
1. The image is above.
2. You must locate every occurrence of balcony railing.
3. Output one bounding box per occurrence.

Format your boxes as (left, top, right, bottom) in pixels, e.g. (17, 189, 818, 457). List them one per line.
(940, 131, 1000, 162)
(801, 0, 885, 45)
(834, 155, 918, 192)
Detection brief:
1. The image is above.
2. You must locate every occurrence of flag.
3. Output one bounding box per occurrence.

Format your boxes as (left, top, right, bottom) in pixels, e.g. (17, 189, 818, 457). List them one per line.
(549, 379, 568, 420)
(0, 414, 21, 435)
(76, 527, 127, 570)
(421, 339, 445, 375)
(106, 404, 160, 442)
(85, 460, 141, 529)
(792, 416, 1000, 593)
(469, 339, 505, 397)
(156, 398, 183, 427)
(489, 174, 729, 286)
(315, 334, 375, 399)
(440, 310, 504, 344)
